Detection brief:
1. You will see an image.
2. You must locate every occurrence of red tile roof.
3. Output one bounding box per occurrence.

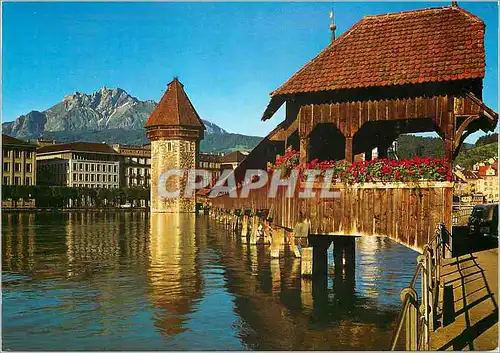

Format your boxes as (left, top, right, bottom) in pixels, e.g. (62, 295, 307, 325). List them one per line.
(462, 170, 479, 179)
(37, 142, 118, 155)
(144, 78, 205, 130)
(271, 6, 485, 96)
(221, 151, 247, 163)
(2, 134, 37, 147)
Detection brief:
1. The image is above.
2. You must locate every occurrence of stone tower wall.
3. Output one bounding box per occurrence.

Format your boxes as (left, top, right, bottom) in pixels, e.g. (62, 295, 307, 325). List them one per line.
(150, 139, 197, 213)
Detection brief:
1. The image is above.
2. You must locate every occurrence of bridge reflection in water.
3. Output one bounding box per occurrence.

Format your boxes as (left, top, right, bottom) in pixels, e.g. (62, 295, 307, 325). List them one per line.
(3, 211, 418, 350)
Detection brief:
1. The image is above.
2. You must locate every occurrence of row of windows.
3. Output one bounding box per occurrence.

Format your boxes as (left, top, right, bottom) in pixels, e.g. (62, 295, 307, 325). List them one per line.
(127, 167, 150, 176)
(3, 162, 33, 172)
(3, 176, 32, 185)
(72, 173, 118, 183)
(199, 162, 221, 169)
(3, 150, 34, 159)
(72, 184, 118, 188)
(123, 157, 151, 165)
(166, 141, 192, 153)
(72, 163, 118, 173)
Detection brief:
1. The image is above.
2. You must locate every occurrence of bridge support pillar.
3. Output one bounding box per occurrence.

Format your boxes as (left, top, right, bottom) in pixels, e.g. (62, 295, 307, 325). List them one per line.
(270, 228, 285, 258)
(241, 215, 248, 239)
(302, 236, 332, 278)
(249, 216, 260, 245)
(333, 236, 356, 277)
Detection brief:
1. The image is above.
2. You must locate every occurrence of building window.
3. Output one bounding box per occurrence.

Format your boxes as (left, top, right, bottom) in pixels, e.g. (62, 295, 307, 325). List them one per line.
(25, 177, 32, 185)
(73, 174, 77, 181)
(97, 174, 101, 182)
(108, 175, 112, 182)
(14, 176, 20, 185)
(97, 164, 101, 172)
(114, 175, 117, 183)
(14, 163, 21, 172)
(3, 176, 10, 184)
(91, 174, 95, 182)
(79, 163, 83, 171)
(85, 164, 89, 172)
(85, 174, 89, 182)
(114, 165, 117, 173)
(3, 150, 10, 158)
(26, 151, 33, 159)
(26, 163, 32, 173)
(167, 142, 172, 152)
(91, 164, 95, 172)
(3, 162, 10, 171)
(15, 151, 21, 159)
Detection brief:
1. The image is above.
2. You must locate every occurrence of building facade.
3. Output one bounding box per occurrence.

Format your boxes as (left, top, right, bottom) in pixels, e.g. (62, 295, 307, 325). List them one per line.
(36, 142, 120, 188)
(2, 134, 37, 186)
(112, 143, 151, 188)
(474, 159, 498, 202)
(199, 152, 223, 187)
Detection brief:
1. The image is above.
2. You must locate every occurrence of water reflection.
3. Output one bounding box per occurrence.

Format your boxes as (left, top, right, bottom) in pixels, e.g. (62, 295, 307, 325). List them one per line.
(3, 211, 419, 351)
(148, 213, 202, 337)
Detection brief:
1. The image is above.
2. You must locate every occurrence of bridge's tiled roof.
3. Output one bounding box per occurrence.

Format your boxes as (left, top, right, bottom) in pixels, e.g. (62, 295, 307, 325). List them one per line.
(271, 6, 485, 97)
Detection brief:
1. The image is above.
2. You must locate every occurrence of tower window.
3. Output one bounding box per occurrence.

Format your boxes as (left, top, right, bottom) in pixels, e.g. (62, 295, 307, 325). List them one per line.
(167, 142, 172, 152)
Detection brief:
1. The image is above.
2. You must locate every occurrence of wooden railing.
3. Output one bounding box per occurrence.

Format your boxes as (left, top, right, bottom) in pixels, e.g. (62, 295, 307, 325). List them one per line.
(390, 223, 447, 350)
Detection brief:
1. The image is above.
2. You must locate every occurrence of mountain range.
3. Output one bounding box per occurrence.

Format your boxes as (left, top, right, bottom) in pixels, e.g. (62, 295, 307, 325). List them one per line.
(2, 87, 262, 153)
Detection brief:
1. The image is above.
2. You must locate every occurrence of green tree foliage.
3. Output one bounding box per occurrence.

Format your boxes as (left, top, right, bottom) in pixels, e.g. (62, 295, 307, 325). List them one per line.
(454, 142, 499, 169)
(394, 135, 445, 159)
(475, 133, 498, 147)
(2, 185, 150, 209)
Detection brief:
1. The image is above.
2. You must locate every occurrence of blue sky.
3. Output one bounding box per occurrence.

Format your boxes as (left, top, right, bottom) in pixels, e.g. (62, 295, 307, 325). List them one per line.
(2, 1, 498, 141)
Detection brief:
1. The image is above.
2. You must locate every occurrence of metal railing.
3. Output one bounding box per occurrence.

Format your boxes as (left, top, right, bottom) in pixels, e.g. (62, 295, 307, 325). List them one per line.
(452, 204, 474, 226)
(390, 223, 446, 350)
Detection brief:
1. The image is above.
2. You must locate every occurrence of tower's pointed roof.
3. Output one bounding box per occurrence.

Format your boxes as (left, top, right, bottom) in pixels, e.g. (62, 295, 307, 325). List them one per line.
(144, 78, 205, 130)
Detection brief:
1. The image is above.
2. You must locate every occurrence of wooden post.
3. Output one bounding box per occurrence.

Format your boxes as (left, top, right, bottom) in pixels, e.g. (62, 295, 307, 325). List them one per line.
(270, 227, 285, 258)
(241, 215, 248, 238)
(287, 229, 301, 258)
(301, 247, 313, 276)
(249, 216, 259, 245)
(263, 220, 271, 245)
(300, 137, 309, 164)
(345, 137, 353, 163)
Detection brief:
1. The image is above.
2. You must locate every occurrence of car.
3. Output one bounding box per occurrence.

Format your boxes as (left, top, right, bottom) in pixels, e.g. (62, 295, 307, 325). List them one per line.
(467, 203, 498, 238)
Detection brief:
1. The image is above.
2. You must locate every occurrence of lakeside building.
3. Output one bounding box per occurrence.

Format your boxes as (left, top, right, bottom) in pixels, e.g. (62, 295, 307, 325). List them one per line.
(112, 143, 151, 188)
(199, 152, 223, 187)
(454, 158, 498, 203)
(36, 142, 120, 188)
(474, 159, 498, 202)
(220, 151, 248, 170)
(2, 134, 37, 186)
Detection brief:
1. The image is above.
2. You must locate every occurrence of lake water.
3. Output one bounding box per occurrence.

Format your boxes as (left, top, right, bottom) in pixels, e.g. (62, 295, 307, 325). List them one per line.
(2, 211, 419, 351)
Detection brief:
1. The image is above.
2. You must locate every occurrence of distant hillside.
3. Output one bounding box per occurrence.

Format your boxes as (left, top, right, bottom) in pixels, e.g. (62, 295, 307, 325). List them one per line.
(395, 134, 474, 160)
(455, 142, 498, 169)
(41, 128, 262, 153)
(2, 87, 262, 153)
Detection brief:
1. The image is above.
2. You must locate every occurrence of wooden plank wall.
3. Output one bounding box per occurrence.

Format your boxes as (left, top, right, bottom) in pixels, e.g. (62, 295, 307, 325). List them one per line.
(211, 182, 453, 254)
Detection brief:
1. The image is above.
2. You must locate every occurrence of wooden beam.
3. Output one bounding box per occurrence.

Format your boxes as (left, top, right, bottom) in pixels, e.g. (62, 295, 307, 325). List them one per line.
(345, 137, 353, 163)
(454, 115, 480, 150)
(300, 137, 309, 164)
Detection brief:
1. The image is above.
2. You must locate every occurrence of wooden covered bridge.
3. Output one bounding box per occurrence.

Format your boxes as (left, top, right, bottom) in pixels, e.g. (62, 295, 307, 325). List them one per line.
(210, 5, 497, 257)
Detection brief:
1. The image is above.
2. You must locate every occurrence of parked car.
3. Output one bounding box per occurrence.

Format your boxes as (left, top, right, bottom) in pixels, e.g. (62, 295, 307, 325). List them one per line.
(467, 203, 498, 238)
